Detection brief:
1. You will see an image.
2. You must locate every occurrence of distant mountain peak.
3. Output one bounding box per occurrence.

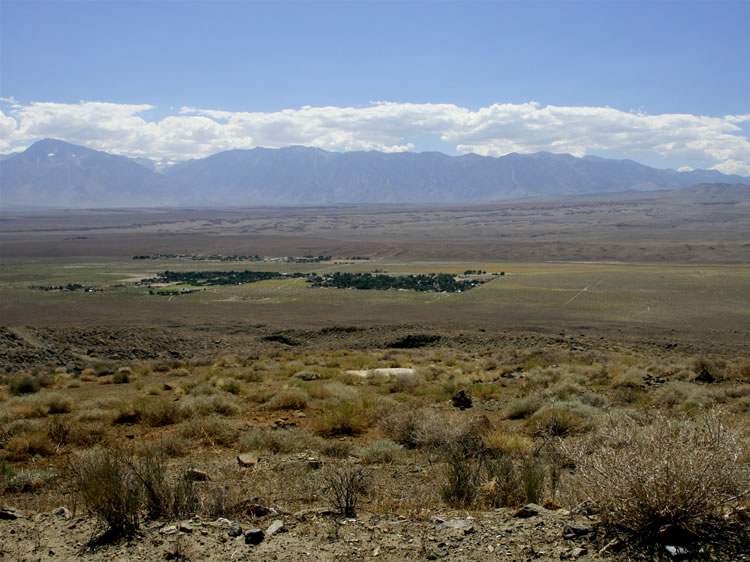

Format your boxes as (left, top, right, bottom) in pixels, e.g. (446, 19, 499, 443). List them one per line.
(1, 139, 748, 209)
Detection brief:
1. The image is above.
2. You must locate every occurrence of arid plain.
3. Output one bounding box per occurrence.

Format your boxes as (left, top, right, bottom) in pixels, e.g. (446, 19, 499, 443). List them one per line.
(0, 192, 748, 560)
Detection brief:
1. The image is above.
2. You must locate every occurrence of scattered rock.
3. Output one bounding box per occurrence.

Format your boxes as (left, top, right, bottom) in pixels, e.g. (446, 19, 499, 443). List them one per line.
(51, 507, 72, 520)
(563, 522, 593, 538)
(184, 468, 210, 481)
(0, 508, 23, 520)
(694, 368, 715, 383)
(293, 370, 319, 381)
(237, 452, 260, 467)
(266, 519, 286, 536)
(513, 503, 548, 518)
(307, 458, 323, 470)
(178, 523, 193, 534)
(439, 519, 474, 531)
(294, 507, 335, 519)
(244, 528, 264, 545)
(451, 389, 472, 409)
(665, 545, 693, 560)
(244, 503, 278, 517)
(570, 546, 588, 558)
(228, 521, 243, 537)
(542, 498, 562, 510)
(293, 410, 307, 418)
(160, 525, 178, 535)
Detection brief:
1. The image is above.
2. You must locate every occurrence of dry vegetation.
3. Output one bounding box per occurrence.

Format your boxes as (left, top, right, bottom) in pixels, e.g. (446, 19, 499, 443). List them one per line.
(1, 336, 748, 558)
(0, 204, 748, 559)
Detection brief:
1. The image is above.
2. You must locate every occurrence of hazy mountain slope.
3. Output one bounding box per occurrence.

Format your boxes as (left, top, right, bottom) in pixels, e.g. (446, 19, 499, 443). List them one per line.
(0, 139, 176, 209)
(2, 140, 748, 208)
(166, 146, 749, 204)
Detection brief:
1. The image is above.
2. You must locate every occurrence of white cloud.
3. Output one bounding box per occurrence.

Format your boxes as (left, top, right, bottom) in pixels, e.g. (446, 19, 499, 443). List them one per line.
(0, 99, 748, 175)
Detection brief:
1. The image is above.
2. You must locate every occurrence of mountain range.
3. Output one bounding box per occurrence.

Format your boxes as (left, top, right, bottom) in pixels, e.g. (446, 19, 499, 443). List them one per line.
(1, 139, 748, 209)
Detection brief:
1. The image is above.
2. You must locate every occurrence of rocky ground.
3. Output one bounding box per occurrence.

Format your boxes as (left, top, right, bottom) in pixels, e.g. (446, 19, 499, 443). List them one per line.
(1, 501, 613, 561)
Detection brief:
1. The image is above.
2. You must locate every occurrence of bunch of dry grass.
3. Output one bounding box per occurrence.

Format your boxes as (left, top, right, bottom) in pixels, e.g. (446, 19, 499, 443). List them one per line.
(564, 410, 749, 552)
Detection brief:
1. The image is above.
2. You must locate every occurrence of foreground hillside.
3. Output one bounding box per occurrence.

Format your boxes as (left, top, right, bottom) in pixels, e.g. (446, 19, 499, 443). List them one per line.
(0, 325, 748, 560)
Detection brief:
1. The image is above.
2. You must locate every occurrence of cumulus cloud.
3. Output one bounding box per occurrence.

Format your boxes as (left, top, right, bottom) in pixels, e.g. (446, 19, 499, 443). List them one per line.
(0, 99, 748, 174)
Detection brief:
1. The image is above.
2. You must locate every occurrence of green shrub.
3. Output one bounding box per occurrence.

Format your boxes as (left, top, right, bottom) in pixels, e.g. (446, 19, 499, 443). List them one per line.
(9, 376, 41, 396)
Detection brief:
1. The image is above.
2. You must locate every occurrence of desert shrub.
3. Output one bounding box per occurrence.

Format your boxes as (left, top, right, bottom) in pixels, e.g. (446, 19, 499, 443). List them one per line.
(112, 400, 144, 425)
(441, 449, 480, 507)
(6, 431, 56, 459)
(482, 454, 522, 507)
(378, 406, 439, 448)
(131, 443, 198, 520)
(530, 403, 592, 436)
(503, 395, 542, 419)
(9, 375, 41, 396)
(142, 399, 184, 427)
(157, 434, 190, 458)
(610, 368, 645, 389)
(320, 441, 352, 458)
(3, 468, 57, 493)
(564, 411, 749, 553)
(43, 393, 73, 414)
(112, 371, 130, 384)
(484, 430, 534, 455)
(180, 394, 239, 417)
(47, 417, 72, 446)
(267, 388, 309, 410)
(314, 400, 368, 437)
(355, 439, 403, 464)
(68, 422, 107, 448)
(322, 465, 369, 517)
(390, 373, 424, 394)
(72, 448, 142, 537)
(519, 456, 546, 504)
(219, 379, 241, 394)
(178, 416, 238, 447)
(238, 426, 318, 454)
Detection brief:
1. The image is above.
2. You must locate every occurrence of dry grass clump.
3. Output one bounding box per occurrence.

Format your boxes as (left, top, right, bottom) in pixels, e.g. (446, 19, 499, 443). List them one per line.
(314, 400, 369, 437)
(355, 438, 403, 464)
(179, 394, 240, 417)
(178, 416, 239, 447)
(529, 402, 595, 436)
(142, 399, 186, 427)
(266, 388, 309, 410)
(503, 395, 542, 420)
(238, 426, 320, 454)
(483, 429, 535, 455)
(72, 448, 143, 538)
(565, 410, 749, 553)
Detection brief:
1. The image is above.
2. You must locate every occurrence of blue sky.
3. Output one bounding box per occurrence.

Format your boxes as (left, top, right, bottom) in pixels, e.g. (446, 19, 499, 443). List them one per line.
(1, 0, 749, 174)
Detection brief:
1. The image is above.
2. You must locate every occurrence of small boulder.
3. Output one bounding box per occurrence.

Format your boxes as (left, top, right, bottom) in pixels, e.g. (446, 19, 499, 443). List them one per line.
(694, 368, 715, 383)
(266, 519, 286, 536)
(451, 389, 472, 410)
(244, 528, 264, 545)
(184, 468, 210, 481)
(513, 503, 548, 518)
(228, 521, 243, 537)
(237, 452, 260, 467)
(52, 507, 72, 520)
(0, 508, 23, 520)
